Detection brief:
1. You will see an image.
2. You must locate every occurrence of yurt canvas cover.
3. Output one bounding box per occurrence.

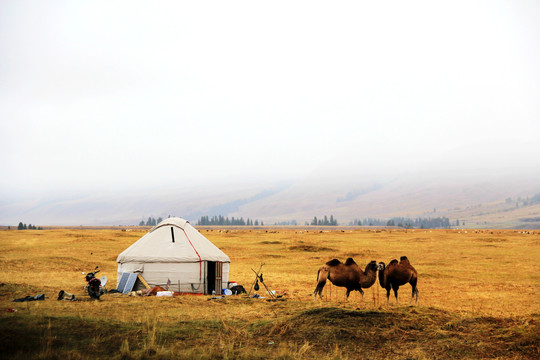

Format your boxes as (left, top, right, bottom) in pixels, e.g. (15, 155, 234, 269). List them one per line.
(116, 217, 230, 294)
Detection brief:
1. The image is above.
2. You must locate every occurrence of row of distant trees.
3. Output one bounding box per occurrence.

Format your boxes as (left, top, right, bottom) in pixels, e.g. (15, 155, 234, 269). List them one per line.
(196, 215, 452, 228)
(198, 215, 341, 226)
(139, 217, 163, 226)
(17, 222, 43, 230)
(309, 215, 338, 226)
(197, 215, 264, 226)
(274, 220, 298, 226)
(349, 217, 452, 229)
(507, 194, 540, 208)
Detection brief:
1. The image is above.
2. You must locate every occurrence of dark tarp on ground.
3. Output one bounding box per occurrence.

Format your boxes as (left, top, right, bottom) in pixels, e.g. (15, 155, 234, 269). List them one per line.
(13, 294, 45, 302)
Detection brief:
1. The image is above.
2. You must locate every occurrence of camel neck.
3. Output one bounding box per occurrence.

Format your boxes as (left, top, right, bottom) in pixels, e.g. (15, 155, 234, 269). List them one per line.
(378, 269, 386, 288)
(361, 268, 377, 288)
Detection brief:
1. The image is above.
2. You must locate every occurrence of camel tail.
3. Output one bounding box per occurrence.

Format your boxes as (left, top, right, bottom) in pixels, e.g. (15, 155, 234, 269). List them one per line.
(411, 272, 419, 304)
(316, 266, 329, 284)
(313, 266, 328, 300)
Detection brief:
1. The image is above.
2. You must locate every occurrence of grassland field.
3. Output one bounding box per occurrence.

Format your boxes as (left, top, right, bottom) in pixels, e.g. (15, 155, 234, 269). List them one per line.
(0, 227, 539, 359)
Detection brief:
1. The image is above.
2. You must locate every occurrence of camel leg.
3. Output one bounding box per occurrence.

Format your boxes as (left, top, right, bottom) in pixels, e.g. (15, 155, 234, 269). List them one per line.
(410, 278, 419, 304)
(411, 287, 419, 305)
(412, 287, 419, 304)
(386, 288, 391, 304)
(359, 288, 364, 301)
(392, 285, 399, 304)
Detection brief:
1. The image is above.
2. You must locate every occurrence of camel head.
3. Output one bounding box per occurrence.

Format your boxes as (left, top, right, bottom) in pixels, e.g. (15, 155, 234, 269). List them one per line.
(377, 262, 387, 288)
(365, 260, 379, 272)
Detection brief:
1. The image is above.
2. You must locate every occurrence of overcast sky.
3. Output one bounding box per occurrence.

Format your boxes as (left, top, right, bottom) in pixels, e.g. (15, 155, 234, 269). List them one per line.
(1, 1, 539, 200)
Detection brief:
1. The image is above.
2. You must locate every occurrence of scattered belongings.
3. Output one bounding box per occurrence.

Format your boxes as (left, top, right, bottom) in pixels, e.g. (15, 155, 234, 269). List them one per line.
(223, 289, 232, 295)
(137, 274, 151, 289)
(129, 285, 167, 297)
(117, 273, 139, 294)
(144, 285, 166, 296)
(116, 273, 152, 294)
(230, 285, 246, 295)
(247, 263, 276, 299)
(13, 294, 45, 302)
(57, 290, 76, 301)
(83, 266, 107, 300)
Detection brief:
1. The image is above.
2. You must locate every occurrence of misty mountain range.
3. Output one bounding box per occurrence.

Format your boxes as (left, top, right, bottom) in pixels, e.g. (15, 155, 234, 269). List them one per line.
(2, 167, 540, 229)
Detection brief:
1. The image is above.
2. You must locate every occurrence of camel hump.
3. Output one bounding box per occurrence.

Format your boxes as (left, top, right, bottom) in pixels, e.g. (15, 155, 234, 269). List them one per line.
(344, 258, 356, 266)
(326, 259, 342, 267)
(389, 259, 399, 266)
(400, 256, 410, 264)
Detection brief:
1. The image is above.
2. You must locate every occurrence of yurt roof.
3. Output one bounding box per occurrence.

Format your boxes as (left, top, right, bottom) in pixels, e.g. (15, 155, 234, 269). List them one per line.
(116, 217, 230, 263)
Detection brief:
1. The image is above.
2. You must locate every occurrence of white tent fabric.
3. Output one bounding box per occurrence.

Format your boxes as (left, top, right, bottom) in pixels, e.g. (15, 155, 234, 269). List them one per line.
(116, 217, 230, 293)
(117, 217, 230, 263)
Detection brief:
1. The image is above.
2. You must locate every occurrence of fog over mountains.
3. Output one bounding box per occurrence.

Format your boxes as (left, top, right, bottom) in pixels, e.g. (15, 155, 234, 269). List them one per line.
(3, 165, 540, 229)
(2, 3, 539, 229)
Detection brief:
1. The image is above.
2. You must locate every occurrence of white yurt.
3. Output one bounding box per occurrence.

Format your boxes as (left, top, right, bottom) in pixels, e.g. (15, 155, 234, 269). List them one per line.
(116, 217, 230, 294)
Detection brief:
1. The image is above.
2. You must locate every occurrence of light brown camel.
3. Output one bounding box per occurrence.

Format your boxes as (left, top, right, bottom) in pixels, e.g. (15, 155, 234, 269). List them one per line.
(378, 256, 419, 304)
(313, 258, 379, 300)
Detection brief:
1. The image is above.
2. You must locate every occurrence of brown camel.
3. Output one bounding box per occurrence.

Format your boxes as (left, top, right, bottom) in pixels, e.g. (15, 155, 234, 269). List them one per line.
(313, 258, 379, 300)
(378, 256, 419, 304)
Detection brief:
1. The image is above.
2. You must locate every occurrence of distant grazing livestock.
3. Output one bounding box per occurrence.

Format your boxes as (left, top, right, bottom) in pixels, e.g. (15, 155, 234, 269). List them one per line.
(378, 256, 419, 304)
(313, 258, 379, 300)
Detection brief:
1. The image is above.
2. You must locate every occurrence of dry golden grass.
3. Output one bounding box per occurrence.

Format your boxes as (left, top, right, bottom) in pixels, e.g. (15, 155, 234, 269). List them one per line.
(1, 227, 539, 359)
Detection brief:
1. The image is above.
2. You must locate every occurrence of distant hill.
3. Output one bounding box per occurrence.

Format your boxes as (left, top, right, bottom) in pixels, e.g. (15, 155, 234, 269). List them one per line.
(1, 169, 540, 229)
(227, 169, 540, 229)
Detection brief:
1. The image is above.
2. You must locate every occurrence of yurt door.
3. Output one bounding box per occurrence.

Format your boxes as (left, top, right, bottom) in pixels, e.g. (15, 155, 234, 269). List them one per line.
(206, 261, 223, 295)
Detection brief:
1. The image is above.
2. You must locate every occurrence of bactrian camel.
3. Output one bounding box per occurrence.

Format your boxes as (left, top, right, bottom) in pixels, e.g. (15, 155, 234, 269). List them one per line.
(378, 256, 419, 304)
(313, 258, 379, 300)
